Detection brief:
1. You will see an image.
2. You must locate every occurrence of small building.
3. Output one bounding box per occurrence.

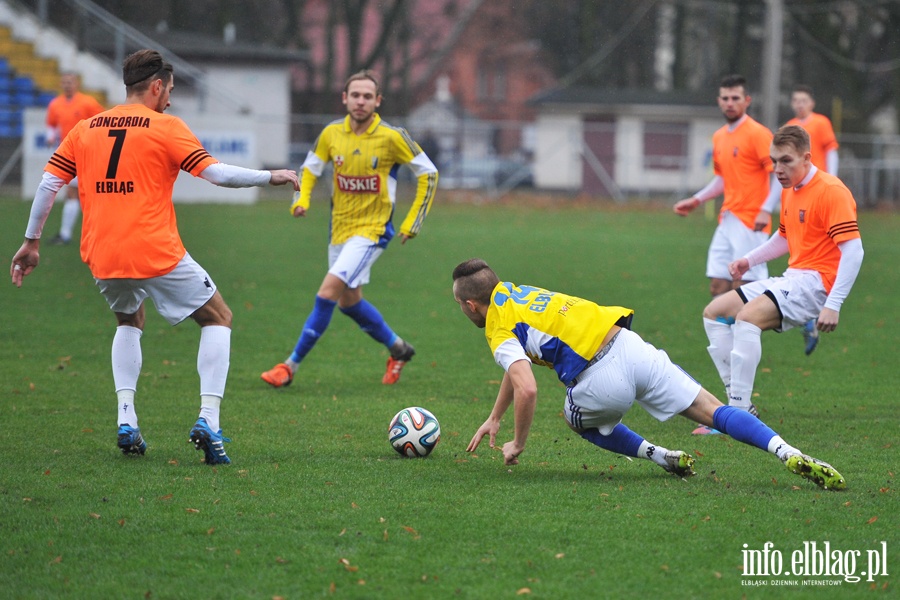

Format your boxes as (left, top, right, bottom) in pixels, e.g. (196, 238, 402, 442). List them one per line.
(529, 87, 725, 199)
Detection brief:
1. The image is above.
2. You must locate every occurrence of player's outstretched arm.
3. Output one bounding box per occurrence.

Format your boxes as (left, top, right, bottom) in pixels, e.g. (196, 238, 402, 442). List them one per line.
(268, 169, 299, 190)
(502, 360, 538, 465)
(466, 371, 515, 453)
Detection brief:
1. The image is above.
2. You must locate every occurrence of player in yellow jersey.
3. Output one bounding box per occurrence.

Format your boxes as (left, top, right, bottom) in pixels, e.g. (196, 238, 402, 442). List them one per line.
(451, 259, 846, 490)
(702, 126, 862, 420)
(262, 70, 438, 388)
(10, 50, 299, 465)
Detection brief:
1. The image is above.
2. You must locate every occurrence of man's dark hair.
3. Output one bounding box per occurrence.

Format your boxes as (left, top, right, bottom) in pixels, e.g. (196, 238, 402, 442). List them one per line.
(719, 74, 747, 92)
(123, 49, 173, 94)
(792, 84, 815, 99)
(452, 259, 500, 305)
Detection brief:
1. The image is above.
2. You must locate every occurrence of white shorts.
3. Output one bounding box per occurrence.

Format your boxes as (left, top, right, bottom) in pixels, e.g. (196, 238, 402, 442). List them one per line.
(94, 252, 217, 325)
(328, 236, 385, 289)
(736, 269, 826, 332)
(707, 211, 769, 281)
(563, 329, 700, 434)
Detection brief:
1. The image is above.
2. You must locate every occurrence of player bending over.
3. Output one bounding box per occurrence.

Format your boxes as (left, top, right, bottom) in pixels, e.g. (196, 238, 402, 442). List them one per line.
(452, 259, 845, 490)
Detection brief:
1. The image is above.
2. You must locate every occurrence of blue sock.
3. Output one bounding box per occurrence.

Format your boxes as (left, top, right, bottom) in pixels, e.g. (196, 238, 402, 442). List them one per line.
(340, 299, 397, 347)
(579, 424, 644, 457)
(712, 405, 776, 451)
(289, 296, 337, 363)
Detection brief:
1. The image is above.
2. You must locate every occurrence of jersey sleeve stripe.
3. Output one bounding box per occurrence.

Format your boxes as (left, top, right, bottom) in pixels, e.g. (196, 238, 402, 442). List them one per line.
(409, 172, 437, 233)
(47, 153, 77, 177)
(828, 221, 859, 238)
(181, 149, 213, 172)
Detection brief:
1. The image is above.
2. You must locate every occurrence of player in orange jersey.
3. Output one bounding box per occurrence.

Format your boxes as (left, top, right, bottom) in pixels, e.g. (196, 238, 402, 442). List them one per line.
(786, 84, 839, 175)
(45, 72, 105, 245)
(10, 49, 299, 465)
(785, 84, 841, 355)
(701, 125, 863, 419)
(674, 75, 782, 299)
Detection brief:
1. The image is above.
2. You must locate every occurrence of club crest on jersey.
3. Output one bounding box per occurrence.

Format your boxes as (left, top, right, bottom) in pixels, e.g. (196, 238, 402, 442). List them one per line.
(337, 174, 380, 193)
(334, 155, 344, 167)
(799, 209, 806, 223)
(371, 156, 379, 169)
(733, 146, 739, 157)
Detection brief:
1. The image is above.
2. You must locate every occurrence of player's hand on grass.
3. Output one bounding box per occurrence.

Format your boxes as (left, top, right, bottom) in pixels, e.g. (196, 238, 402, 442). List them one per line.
(467, 419, 500, 452)
(501, 440, 523, 465)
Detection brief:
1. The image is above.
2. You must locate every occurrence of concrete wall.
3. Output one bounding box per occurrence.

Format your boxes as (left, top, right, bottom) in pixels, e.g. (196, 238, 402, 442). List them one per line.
(533, 113, 582, 190)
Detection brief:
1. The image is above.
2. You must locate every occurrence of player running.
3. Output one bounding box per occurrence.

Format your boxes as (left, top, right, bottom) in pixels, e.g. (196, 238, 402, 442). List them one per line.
(261, 70, 438, 388)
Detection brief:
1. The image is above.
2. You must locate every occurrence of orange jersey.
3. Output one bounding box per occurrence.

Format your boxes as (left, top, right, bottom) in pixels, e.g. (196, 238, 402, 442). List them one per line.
(712, 116, 774, 232)
(785, 112, 839, 172)
(778, 170, 859, 293)
(46, 92, 104, 140)
(45, 104, 218, 279)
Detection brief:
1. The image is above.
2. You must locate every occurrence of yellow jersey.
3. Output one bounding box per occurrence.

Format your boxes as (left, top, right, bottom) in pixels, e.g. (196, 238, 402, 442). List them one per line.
(292, 113, 438, 245)
(484, 282, 634, 383)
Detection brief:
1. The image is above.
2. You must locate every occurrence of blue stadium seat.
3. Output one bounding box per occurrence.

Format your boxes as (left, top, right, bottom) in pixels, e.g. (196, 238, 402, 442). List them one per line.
(13, 76, 34, 92)
(0, 77, 11, 92)
(0, 58, 10, 75)
(0, 122, 23, 138)
(36, 91, 55, 105)
(0, 91, 12, 106)
(14, 90, 34, 106)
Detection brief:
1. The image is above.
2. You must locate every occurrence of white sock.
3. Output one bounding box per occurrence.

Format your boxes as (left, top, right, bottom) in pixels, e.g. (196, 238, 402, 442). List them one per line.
(117, 389, 137, 427)
(638, 440, 670, 467)
(59, 198, 81, 240)
(703, 317, 733, 392)
(198, 325, 231, 398)
(199, 395, 221, 432)
(767, 435, 800, 461)
(112, 326, 142, 426)
(729, 321, 762, 411)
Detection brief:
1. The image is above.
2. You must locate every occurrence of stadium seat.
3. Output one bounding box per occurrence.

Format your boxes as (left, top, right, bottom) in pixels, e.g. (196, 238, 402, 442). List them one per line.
(13, 75, 34, 93)
(36, 91, 55, 106)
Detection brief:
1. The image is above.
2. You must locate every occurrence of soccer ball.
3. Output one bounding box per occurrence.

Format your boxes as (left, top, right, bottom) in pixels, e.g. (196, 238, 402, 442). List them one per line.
(388, 406, 441, 457)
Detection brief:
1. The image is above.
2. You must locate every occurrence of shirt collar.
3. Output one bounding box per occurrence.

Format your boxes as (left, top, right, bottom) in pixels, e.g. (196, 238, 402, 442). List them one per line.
(342, 112, 381, 134)
(794, 165, 817, 190)
(727, 114, 748, 132)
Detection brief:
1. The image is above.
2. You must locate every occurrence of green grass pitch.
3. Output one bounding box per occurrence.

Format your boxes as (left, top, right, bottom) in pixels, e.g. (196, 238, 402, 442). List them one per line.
(1, 193, 896, 598)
